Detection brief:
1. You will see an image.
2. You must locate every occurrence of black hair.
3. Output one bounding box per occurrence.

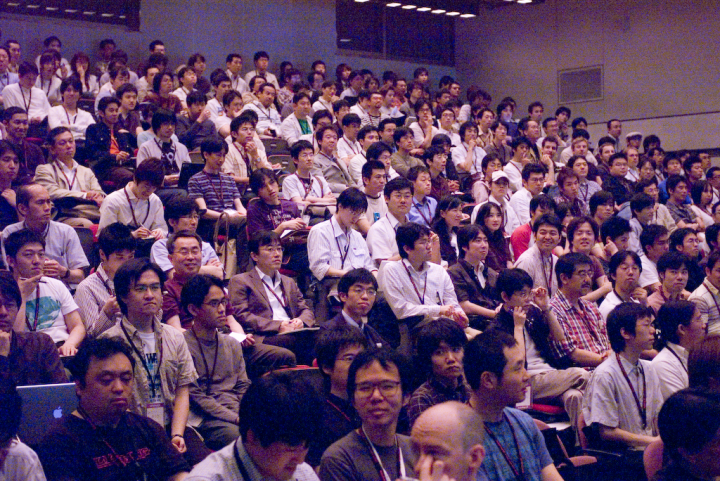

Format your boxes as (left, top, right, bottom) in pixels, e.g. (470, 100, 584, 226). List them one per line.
(532, 213, 563, 235)
(521, 163, 546, 182)
(249, 168, 277, 194)
(311, 109, 333, 127)
(186, 90, 206, 107)
(98, 222, 136, 258)
(4, 229, 44, 259)
(332, 99, 350, 114)
(496, 268, 533, 298)
(315, 124, 338, 144)
(705, 250, 720, 272)
(166, 230, 202, 255)
(366, 141, 392, 162)
(464, 329, 517, 389)
(290, 140, 313, 160)
(47, 126, 72, 147)
(669, 227, 697, 254)
(630, 193, 654, 215)
(393, 126, 413, 144)
(666, 174, 687, 194)
(555, 252, 594, 288)
(481, 153, 502, 173)
(608, 250, 642, 283)
(114, 258, 166, 316)
(338, 268, 378, 295)
(656, 251, 690, 275)
(69, 337, 136, 387)
(98, 95, 120, 113)
(134, 158, 165, 188)
(589, 190, 615, 217)
(337, 187, 368, 212)
(150, 108, 176, 133)
(362, 160, 387, 181)
(396, 222, 432, 259)
(180, 273, 225, 313)
(247, 230, 281, 255)
(659, 388, 720, 460)
(607, 302, 654, 352)
(416, 318, 467, 377)
(347, 348, 411, 400)
(566, 216, 599, 246)
(457, 224, 486, 259)
(230, 112, 257, 133)
(316, 325, 368, 381)
(0, 271, 21, 310)
(639, 224, 668, 255)
(163, 196, 199, 231)
(510, 135, 532, 152)
(59, 75, 82, 95)
(691, 179, 712, 206)
(18, 61, 38, 78)
(656, 301, 697, 347)
(384, 176, 413, 198)
(341, 113, 361, 128)
(357, 125, 378, 142)
(706, 224, 720, 251)
(600, 216, 631, 244)
(407, 165, 430, 182)
(459, 121, 478, 141)
(1, 107, 26, 123)
(239, 371, 322, 448)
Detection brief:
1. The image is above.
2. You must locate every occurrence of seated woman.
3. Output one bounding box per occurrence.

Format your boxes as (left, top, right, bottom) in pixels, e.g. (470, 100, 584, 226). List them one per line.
(144, 69, 183, 115)
(474, 202, 513, 271)
(552, 202, 575, 257)
(70, 52, 99, 98)
(431, 195, 465, 267)
(690, 179, 714, 230)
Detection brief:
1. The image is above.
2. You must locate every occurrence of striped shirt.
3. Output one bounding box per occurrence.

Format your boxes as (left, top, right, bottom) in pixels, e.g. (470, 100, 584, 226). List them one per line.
(188, 170, 241, 211)
(73, 264, 119, 338)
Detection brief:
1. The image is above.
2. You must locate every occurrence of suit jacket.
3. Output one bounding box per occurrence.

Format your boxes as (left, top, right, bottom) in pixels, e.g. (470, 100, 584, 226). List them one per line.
(312, 152, 353, 194)
(447, 259, 500, 310)
(84, 122, 134, 181)
(324, 312, 387, 349)
(228, 269, 314, 335)
(34, 161, 103, 221)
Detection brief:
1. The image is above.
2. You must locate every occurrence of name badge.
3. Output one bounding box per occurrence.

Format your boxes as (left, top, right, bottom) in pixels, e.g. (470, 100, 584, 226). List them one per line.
(146, 402, 165, 426)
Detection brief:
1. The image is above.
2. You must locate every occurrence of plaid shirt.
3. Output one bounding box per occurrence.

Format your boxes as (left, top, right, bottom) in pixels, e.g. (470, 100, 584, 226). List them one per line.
(407, 376, 472, 426)
(549, 290, 610, 360)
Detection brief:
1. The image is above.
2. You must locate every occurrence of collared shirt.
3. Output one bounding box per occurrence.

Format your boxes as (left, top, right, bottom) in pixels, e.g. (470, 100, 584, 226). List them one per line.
(186, 439, 319, 481)
(582, 354, 662, 437)
(549, 290, 610, 359)
(451, 142, 486, 175)
(666, 199, 697, 224)
(578, 179, 601, 213)
(379, 259, 460, 320)
(98, 183, 168, 234)
(337, 135, 361, 162)
(407, 375, 471, 426)
(307, 215, 376, 281)
(650, 342, 688, 401)
(225, 70, 249, 93)
(47, 105, 96, 141)
(408, 196, 437, 227)
(503, 159, 524, 192)
(513, 244, 559, 297)
(100, 316, 198, 423)
(2, 84, 51, 120)
(598, 290, 639, 321)
(51, 159, 82, 193)
(150, 238, 219, 273)
(509, 187, 533, 226)
(2, 220, 89, 271)
(242, 101, 282, 134)
(73, 264, 119, 338)
(256, 267, 291, 322)
(689, 279, 720, 335)
(283, 173, 332, 201)
(367, 213, 404, 265)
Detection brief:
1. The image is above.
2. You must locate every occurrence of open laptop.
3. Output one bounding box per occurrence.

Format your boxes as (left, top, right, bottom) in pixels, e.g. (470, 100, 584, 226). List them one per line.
(178, 162, 205, 190)
(17, 383, 77, 446)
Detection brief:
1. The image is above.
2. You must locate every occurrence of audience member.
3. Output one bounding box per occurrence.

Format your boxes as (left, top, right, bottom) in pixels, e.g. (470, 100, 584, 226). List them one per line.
(689, 249, 720, 335)
(175, 90, 217, 150)
(0, 141, 19, 231)
(367, 177, 413, 267)
(84, 96, 134, 187)
(283, 140, 334, 207)
(647, 251, 690, 313)
(638, 224, 670, 292)
(2, 107, 46, 187)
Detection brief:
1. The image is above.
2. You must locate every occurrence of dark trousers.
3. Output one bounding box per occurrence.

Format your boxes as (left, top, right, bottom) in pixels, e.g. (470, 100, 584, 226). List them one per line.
(197, 419, 240, 451)
(243, 342, 296, 378)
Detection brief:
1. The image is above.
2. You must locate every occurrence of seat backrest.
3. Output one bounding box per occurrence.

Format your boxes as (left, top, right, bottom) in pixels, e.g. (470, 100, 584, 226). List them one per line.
(643, 439, 665, 480)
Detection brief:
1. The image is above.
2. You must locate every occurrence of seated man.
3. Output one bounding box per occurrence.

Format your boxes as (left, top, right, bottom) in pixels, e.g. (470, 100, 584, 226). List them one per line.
(205, 72, 231, 122)
(552, 167, 584, 217)
(689, 249, 720, 335)
(185, 371, 321, 481)
(337, 113, 363, 166)
(175, 90, 217, 151)
(509, 163, 547, 226)
(510, 194, 557, 259)
(223, 112, 270, 189)
(74, 223, 135, 338)
(407, 318, 472, 426)
(136, 108, 191, 205)
(5, 229, 85, 356)
(638, 224, 670, 293)
(37, 338, 190, 480)
(228, 231, 314, 363)
(599, 250, 647, 321)
(3, 183, 88, 284)
(307, 325, 367, 467)
(98, 159, 168, 254)
(0, 271, 68, 386)
(379, 223, 468, 351)
(550, 253, 613, 368)
(367, 177, 413, 268)
(282, 140, 335, 208)
(2, 62, 50, 134)
(513, 213, 563, 297)
(84, 96, 135, 188)
(241, 82, 282, 137)
(449, 224, 501, 329)
(348, 125, 380, 184)
(628, 193, 656, 257)
(213, 91, 244, 139)
(181, 274, 251, 451)
(2, 107, 45, 187)
(354, 147, 397, 235)
(647, 251, 689, 314)
(150, 197, 222, 278)
(602, 153, 635, 207)
(279, 92, 313, 146)
(651, 300, 705, 401)
(115, 83, 143, 140)
(312, 125, 354, 194)
(670, 227, 704, 292)
(582, 302, 662, 450)
(100, 258, 211, 466)
(407, 165, 436, 228)
(489, 268, 588, 430)
(464, 330, 563, 481)
(390, 127, 423, 178)
(34, 127, 105, 227)
(323, 268, 387, 348)
(666, 174, 702, 231)
(246, 168, 308, 276)
(319, 349, 416, 481)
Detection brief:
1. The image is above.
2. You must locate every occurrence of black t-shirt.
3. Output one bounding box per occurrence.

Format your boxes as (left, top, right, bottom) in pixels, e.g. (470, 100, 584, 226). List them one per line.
(37, 412, 189, 481)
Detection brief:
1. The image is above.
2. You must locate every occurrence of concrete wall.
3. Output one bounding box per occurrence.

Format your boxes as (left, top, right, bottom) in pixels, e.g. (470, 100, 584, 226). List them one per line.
(454, 0, 720, 149)
(2, 0, 455, 84)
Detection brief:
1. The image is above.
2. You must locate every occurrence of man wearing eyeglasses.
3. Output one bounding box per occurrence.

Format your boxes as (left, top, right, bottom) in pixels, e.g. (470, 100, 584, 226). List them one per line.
(100, 257, 212, 466)
(320, 348, 416, 481)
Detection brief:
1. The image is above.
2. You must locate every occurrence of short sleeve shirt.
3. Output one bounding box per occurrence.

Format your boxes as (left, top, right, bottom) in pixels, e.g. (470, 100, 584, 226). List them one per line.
(188, 171, 241, 211)
(23, 276, 78, 343)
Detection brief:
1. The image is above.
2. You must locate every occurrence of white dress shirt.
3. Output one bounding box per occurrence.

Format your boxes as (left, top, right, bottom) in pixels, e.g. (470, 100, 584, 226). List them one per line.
(509, 188, 534, 226)
(650, 342, 688, 401)
(225, 70, 249, 93)
(307, 215, 376, 281)
(503, 160, 524, 193)
(367, 213, 404, 265)
(243, 101, 282, 135)
(2, 84, 51, 120)
(256, 267, 291, 321)
(47, 106, 95, 140)
(337, 135, 362, 163)
(98, 184, 168, 235)
(451, 142, 486, 175)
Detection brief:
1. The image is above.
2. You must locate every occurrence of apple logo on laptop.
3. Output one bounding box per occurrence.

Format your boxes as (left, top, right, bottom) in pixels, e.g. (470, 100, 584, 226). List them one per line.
(53, 407, 63, 419)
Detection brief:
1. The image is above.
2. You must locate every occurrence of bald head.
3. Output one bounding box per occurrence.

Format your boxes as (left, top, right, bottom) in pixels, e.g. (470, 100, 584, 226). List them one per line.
(411, 402, 485, 481)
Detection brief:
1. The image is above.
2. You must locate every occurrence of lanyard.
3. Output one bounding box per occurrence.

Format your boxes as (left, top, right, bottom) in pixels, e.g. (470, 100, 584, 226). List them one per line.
(260, 275, 292, 317)
(96, 270, 114, 296)
(63, 106, 77, 125)
(26, 284, 41, 331)
(121, 322, 164, 398)
(41, 77, 53, 96)
(704, 281, 720, 315)
(0, 73, 8, 88)
(53, 160, 77, 190)
(665, 346, 688, 374)
(402, 260, 428, 305)
(203, 171, 225, 206)
(191, 327, 219, 396)
(233, 442, 253, 481)
(483, 412, 525, 481)
(233, 142, 251, 169)
(255, 101, 273, 121)
(330, 221, 351, 269)
(616, 354, 647, 429)
(20, 86, 32, 111)
(124, 186, 151, 228)
(341, 137, 359, 156)
(326, 398, 353, 424)
(295, 173, 314, 200)
(358, 427, 405, 481)
(413, 198, 432, 226)
(540, 253, 554, 292)
(76, 407, 137, 471)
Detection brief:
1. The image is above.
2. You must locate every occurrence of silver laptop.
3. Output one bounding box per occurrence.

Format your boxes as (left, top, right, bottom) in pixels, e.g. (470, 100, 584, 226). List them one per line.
(17, 383, 78, 446)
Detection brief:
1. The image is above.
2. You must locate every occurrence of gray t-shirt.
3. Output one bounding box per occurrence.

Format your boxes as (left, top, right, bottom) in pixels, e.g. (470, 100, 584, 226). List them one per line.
(319, 430, 416, 481)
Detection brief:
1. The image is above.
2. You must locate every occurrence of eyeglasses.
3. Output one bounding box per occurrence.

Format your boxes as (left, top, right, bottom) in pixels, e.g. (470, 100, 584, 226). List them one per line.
(133, 283, 162, 293)
(204, 298, 229, 309)
(349, 287, 377, 297)
(355, 381, 401, 399)
(179, 214, 200, 221)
